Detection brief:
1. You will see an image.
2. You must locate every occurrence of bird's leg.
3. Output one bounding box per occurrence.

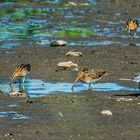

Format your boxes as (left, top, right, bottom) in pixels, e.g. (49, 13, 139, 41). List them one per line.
(138, 82, 140, 90)
(9, 77, 15, 92)
(88, 83, 91, 88)
(133, 32, 136, 38)
(71, 77, 80, 91)
(9, 80, 14, 92)
(88, 83, 96, 90)
(22, 77, 26, 84)
(88, 83, 93, 89)
(92, 83, 96, 90)
(128, 28, 131, 38)
(21, 77, 26, 91)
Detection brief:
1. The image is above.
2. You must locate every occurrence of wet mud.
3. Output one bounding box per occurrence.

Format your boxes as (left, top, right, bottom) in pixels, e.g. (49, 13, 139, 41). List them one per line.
(0, 0, 140, 140)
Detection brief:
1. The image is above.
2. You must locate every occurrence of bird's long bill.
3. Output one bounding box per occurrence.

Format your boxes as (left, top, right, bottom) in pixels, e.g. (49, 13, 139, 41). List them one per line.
(11, 75, 16, 81)
(71, 77, 80, 91)
(138, 82, 140, 89)
(9, 77, 15, 92)
(71, 74, 83, 91)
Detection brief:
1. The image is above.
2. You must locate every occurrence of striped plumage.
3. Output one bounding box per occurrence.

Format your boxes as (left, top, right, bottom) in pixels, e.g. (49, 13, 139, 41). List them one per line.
(12, 64, 31, 80)
(10, 64, 31, 92)
(126, 19, 138, 32)
(72, 69, 108, 90)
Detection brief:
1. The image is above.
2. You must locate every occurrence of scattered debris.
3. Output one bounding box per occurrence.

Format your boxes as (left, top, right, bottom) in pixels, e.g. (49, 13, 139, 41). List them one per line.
(101, 110, 113, 116)
(107, 96, 111, 99)
(34, 130, 41, 135)
(116, 97, 134, 102)
(66, 50, 82, 57)
(50, 40, 67, 47)
(9, 91, 27, 97)
(5, 133, 13, 137)
(59, 112, 63, 117)
(57, 61, 78, 68)
(71, 99, 76, 103)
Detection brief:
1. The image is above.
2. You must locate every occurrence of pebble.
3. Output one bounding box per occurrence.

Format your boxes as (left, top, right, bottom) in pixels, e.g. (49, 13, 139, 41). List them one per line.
(5, 133, 13, 137)
(50, 40, 67, 47)
(101, 110, 113, 116)
(66, 50, 82, 57)
(57, 61, 78, 68)
(116, 97, 133, 102)
(71, 99, 76, 103)
(59, 112, 63, 117)
(9, 90, 27, 97)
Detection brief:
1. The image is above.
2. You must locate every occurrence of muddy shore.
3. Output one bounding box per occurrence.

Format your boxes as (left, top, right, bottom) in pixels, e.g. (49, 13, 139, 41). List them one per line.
(0, 45, 140, 140)
(0, 0, 140, 139)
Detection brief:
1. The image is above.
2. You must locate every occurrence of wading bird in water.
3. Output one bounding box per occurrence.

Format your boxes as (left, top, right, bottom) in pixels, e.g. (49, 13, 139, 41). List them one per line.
(10, 64, 31, 91)
(120, 72, 140, 89)
(126, 19, 138, 37)
(72, 69, 108, 91)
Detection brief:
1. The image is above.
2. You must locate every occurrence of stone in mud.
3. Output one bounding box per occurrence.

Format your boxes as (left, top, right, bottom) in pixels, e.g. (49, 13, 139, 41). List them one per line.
(66, 50, 82, 57)
(101, 110, 113, 116)
(50, 40, 67, 47)
(57, 61, 78, 68)
(5, 133, 13, 137)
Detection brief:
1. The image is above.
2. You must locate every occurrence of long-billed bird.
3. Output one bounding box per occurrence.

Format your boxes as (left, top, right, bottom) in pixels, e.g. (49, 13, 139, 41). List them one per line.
(126, 19, 138, 37)
(72, 69, 108, 90)
(10, 64, 31, 91)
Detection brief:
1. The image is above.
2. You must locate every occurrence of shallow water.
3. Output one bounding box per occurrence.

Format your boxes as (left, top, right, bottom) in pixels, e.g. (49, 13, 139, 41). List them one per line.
(0, 111, 30, 120)
(0, 78, 139, 98)
(0, 0, 140, 48)
(0, 78, 139, 120)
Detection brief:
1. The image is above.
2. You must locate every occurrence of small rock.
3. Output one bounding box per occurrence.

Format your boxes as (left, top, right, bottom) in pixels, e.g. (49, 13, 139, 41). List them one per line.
(9, 91, 27, 97)
(34, 130, 41, 135)
(50, 40, 67, 47)
(66, 50, 82, 57)
(5, 133, 13, 137)
(71, 99, 76, 103)
(116, 97, 133, 102)
(86, 98, 90, 101)
(107, 96, 111, 99)
(59, 112, 63, 117)
(101, 110, 113, 116)
(57, 61, 78, 68)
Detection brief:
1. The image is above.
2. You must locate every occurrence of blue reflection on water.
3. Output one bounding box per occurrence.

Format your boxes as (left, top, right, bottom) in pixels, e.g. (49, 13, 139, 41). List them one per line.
(0, 79, 139, 98)
(0, 111, 30, 120)
(0, 1, 139, 48)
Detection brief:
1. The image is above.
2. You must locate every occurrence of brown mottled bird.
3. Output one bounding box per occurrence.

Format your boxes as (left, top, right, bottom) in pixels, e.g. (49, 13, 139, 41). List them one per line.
(126, 19, 138, 37)
(10, 64, 31, 92)
(72, 69, 108, 90)
(10, 64, 31, 84)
